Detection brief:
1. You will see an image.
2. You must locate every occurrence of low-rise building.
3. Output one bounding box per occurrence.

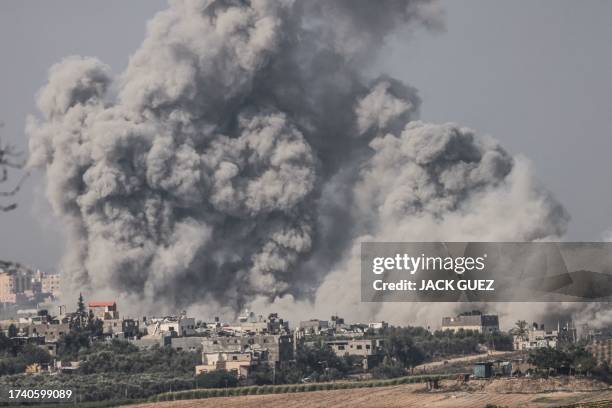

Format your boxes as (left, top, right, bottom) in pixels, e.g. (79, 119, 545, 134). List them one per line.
(325, 339, 380, 358)
(195, 346, 268, 378)
(144, 314, 196, 337)
(513, 324, 559, 350)
(129, 337, 167, 349)
(201, 334, 293, 366)
(442, 311, 499, 334)
(29, 323, 70, 342)
(170, 336, 205, 352)
(235, 312, 289, 335)
(89, 301, 119, 320)
(299, 319, 329, 335)
(368, 321, 388, 331)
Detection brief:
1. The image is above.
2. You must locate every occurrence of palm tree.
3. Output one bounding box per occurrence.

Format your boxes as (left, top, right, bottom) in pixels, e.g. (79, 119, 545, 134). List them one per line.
(512, 320, 528, 338)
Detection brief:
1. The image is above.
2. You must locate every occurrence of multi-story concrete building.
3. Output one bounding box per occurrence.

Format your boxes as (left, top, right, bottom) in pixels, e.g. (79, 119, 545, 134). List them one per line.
(442, 311, 499, 334)
(201, 334, 293, 366)
(41, 274, 61, 297)
(588, 338, 612, 364)
(0, 270, 32, 303)
(325, 338, 383, 370)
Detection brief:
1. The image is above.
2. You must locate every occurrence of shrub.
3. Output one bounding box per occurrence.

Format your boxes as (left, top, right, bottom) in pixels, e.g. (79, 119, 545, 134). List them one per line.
(195, 370, 238, 389)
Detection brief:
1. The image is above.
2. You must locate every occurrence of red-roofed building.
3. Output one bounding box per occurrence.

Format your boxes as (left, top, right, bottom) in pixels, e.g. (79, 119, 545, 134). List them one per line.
(89, 301, 119, 320)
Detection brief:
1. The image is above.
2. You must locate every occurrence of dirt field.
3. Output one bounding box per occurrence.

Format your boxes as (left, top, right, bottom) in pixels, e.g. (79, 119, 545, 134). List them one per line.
(131, 378, 612, 408)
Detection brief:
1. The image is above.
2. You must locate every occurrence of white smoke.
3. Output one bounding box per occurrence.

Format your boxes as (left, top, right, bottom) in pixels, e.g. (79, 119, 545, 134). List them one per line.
(28, 0, 568, 323)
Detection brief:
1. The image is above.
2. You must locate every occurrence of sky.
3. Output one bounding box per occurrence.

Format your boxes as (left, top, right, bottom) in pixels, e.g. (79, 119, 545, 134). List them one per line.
(1, 0, 611, 272)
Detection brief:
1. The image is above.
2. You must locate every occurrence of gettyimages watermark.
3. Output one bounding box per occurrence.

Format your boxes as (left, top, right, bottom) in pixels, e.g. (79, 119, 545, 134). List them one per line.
(361, 242, 612, 302)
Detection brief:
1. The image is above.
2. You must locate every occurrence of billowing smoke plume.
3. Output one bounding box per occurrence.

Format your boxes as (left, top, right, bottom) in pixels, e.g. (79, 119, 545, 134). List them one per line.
(28, 0, 568, 321)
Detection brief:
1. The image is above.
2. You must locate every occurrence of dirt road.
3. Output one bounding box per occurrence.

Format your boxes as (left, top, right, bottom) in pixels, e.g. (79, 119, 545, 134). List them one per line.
(414, 350, 514, 371)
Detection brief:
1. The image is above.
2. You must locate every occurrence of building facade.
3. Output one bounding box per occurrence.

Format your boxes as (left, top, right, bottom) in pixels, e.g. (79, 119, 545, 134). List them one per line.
(442, 311, 499, 333)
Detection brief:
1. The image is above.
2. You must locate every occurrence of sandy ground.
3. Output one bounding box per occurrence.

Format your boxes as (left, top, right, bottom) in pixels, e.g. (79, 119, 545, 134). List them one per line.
(130, 379, 612, 408)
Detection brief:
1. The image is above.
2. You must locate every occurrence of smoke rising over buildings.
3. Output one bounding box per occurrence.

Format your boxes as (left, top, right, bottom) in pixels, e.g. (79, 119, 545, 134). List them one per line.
(27, 0, 569, 323)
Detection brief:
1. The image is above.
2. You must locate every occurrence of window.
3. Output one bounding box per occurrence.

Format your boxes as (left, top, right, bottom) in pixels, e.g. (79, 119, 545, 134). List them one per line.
(213, 340, 218, 344)
(365, 345, 370, 349)
(338, 345, 345, 350)
(356, 345, 362, 350)
(232, 356, 238, 361)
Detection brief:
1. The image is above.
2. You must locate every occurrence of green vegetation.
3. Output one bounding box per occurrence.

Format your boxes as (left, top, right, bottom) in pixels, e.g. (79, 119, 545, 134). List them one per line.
(528, 345, 597, 376)
(150, 373, 461, 402)
(196, 370, 239, 389)
(0, 371, 196, 403)
(384, 326, 514, 359)
(0, 337, 51, 375)
(78, 340, 199, 375)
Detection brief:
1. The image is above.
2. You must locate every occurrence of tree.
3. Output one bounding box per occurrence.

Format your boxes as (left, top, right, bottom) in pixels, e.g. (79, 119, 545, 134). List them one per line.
(371, 358, 406, 379)
(71, 293, 88, 331)
(568, 346, 596, 376)
(382, 332, 425, 369)
(512, 320, 528, 338)
(195, 370, 238, 388)
(77, 293, 86, 314)
(251, 363, 274, 385)
(7, 324, 17, 338)
(528, 347, 571, 374)
(294, 344, 348, 380)
(0, 124, 28, 212)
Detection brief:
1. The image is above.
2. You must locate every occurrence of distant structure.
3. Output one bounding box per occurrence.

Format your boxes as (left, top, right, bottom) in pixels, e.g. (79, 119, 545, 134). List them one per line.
(89, 301, 119, 320)
(143, 312, 196, 338)
(513, 322, 576, 351)
(196, 345, 268, 378)
(299, 319, 329, 335)
(587, 338, 612, 365)
(0, 261, 60, 305)
(41, 273, 61, 298)
(442, 311, 499, 334)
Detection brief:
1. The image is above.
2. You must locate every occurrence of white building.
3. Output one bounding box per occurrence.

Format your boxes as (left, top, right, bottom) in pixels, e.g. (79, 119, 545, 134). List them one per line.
(513, 325, 559, 350)
(144, 314, 196, 337)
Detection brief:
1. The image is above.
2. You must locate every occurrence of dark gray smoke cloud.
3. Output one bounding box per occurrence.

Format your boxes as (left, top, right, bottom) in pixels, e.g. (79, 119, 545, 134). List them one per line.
(28, 0, 568, 319)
